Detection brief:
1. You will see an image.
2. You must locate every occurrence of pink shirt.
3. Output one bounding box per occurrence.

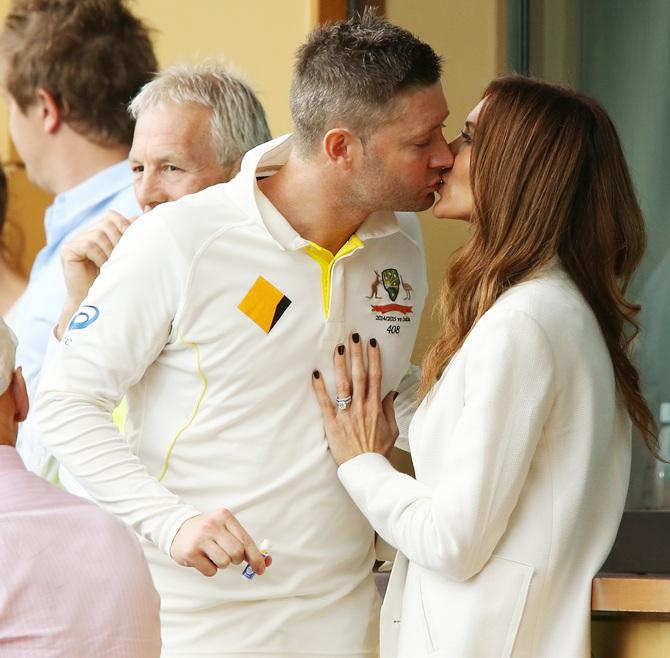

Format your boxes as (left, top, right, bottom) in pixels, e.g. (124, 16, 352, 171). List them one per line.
(0, 446, 161, 657)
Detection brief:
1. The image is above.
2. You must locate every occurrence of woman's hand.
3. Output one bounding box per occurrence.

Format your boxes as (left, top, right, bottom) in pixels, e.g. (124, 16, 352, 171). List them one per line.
(312, 333, 399, 466)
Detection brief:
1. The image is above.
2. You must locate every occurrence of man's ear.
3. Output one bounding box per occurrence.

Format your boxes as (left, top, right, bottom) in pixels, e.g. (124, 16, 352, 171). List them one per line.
(34, 88, 63, 135)
(322, 128, 362, 170)
(11, 367, 28, 423)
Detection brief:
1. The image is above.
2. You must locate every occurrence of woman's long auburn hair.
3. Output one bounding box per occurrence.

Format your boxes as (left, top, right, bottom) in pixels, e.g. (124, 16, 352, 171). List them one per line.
(419, 75, 658, 454)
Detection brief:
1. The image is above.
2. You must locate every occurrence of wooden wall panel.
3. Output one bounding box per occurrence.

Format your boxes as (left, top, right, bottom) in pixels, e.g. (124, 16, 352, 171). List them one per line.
(316, 0, 385, 24)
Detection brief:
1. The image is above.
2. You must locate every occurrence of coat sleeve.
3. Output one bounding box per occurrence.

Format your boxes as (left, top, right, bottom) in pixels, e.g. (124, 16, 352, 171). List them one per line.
(393, 364, 421, 453)
(338, 309, 556, 581)
(34, 214, 201, 556)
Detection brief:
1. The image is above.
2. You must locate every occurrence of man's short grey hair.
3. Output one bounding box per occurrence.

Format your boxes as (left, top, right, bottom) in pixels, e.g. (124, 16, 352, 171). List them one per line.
(291, 10, 442, 155)
(129, 61, 271, 167)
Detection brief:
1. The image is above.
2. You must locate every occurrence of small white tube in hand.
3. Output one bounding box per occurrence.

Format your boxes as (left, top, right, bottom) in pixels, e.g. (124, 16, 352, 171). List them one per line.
(241, 539, 271, 580)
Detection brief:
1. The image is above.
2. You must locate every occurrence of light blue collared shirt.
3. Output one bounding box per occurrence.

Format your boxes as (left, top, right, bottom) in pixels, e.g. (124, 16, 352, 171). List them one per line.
(14, 160, 139, 472)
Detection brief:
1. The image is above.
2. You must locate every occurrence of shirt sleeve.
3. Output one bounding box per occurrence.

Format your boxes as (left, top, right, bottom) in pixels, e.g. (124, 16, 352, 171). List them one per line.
(34, 214, 201, 555)
(338, 309, 556, 581)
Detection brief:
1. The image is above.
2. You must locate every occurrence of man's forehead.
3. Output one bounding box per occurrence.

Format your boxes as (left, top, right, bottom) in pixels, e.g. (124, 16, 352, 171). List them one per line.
(130, 107, 214, 163)
(129, 145, 187, 164)
(406, 82, 447, 110)
(129, 127, 188, 160)
(383, 83, 449, 131)
(134, 102, 211, 138)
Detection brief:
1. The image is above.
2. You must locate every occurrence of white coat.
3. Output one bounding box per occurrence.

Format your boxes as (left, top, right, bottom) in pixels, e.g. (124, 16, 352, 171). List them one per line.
(338, 264, 631, 658)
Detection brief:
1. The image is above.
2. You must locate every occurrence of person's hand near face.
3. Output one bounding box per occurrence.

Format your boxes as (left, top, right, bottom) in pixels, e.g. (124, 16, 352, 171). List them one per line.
(57, 210, 137, 340)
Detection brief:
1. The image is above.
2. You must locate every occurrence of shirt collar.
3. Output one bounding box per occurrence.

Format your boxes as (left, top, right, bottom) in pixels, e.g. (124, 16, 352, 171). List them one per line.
(232, 133, 298, 250)
(356, 210, 401, 241)
(232, 134, 402, 251)
(254, 186, 307, 251)
(45, 160, 133, 246)
(0, 445, 26, 471)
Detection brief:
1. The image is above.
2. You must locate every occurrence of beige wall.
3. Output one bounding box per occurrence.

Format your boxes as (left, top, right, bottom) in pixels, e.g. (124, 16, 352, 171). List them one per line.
(133, 0, 316, 137)
(386, 0, 506, 362)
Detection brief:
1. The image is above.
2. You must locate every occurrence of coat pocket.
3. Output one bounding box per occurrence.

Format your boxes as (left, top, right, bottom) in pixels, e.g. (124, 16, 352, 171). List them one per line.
(418, 556, 534, 658)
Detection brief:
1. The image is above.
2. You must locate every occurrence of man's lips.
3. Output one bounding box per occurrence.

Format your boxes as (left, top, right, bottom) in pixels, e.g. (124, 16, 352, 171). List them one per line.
(434, 175, 448, 197)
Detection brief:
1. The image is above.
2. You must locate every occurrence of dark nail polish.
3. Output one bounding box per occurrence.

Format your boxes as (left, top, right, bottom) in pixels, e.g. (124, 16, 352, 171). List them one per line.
(370, 338, 377, 348)
(352, 333, 360, 344)
(313, 370, 320, 379)
(337, 344, 345, 355)
(393, 391, 399, 401)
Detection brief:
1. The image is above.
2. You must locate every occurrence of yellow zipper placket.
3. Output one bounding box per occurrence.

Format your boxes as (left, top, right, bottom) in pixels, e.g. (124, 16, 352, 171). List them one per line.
(304, 235, 364, 318)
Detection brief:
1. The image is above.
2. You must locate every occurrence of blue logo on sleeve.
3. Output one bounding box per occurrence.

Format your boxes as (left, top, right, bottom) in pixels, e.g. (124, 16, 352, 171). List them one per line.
(68, 305, 100, 330)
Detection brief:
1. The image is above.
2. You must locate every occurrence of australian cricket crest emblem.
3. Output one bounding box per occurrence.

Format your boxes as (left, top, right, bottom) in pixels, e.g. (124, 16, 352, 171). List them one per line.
(381, 268, 400, 301)
(366, 267, 414, 332)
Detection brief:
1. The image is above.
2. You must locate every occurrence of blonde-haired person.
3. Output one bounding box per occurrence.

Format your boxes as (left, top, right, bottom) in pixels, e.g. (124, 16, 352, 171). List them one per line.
(313, 75, 657, 658)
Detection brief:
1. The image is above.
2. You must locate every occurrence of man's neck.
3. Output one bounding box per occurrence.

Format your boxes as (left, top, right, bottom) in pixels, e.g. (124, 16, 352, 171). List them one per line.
(0, 420, 16, 449)
(47, 128, 129, 195)
(258, 154, 369, 255)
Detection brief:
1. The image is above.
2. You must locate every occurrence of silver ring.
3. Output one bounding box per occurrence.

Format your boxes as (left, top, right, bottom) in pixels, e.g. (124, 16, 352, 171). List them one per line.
(336, 395, 352, 410)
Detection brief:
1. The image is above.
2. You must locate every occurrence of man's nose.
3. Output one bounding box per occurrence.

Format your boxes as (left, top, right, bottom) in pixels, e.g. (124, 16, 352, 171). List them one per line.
(431, 135, 454, 170)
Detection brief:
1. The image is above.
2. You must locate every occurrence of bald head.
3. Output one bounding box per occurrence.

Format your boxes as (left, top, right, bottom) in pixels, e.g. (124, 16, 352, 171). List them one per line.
(0, 319, 17, 396)
(0, 319, 27, 447)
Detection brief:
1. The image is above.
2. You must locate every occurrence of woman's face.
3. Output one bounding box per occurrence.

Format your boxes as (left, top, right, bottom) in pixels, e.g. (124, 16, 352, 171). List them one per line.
(433, 99, 485, 220)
